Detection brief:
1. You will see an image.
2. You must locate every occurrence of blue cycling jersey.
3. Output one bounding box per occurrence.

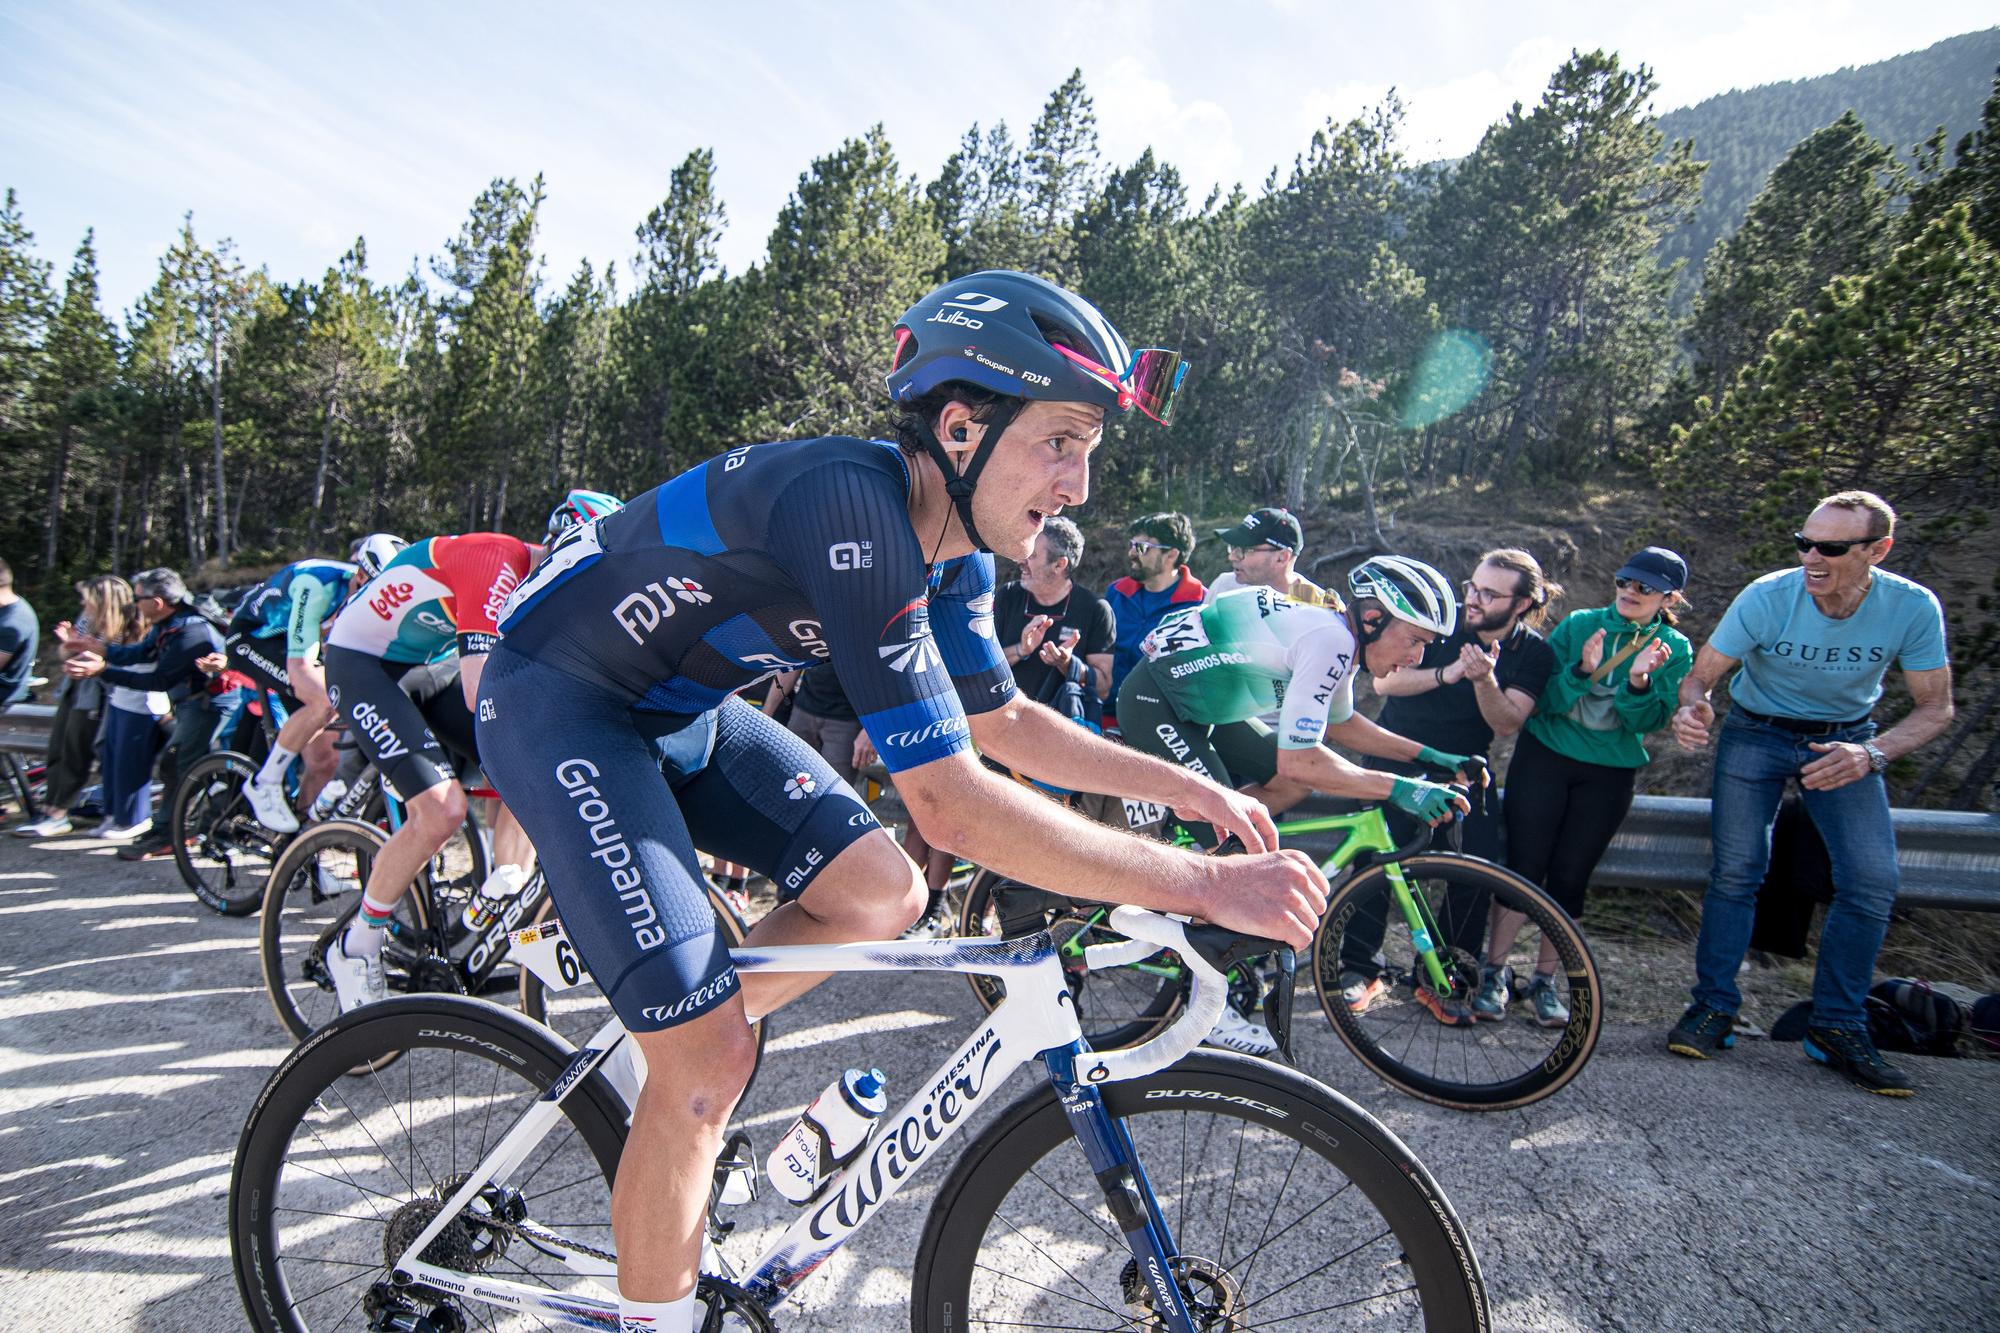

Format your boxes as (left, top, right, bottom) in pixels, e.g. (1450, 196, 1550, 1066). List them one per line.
(232, 559, 358, 657)
(498, 436, 1015, 771)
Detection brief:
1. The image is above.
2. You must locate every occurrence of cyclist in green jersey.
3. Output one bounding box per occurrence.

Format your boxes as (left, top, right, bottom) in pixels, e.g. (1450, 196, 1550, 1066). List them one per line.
(1120, 555, 1480, 846)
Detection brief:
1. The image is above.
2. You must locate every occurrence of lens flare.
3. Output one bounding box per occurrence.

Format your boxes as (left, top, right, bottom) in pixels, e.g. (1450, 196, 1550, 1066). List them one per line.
(1397, 330, 1491, 429)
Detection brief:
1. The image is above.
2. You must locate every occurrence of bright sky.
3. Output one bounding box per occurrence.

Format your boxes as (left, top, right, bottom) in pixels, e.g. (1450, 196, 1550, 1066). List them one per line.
(4, 1, 1995, 322)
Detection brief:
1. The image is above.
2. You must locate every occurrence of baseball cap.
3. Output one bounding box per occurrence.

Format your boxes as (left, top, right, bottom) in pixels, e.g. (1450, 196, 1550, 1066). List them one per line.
(1215, 507, 1303, 552)
(1616, 546, 1688, 593)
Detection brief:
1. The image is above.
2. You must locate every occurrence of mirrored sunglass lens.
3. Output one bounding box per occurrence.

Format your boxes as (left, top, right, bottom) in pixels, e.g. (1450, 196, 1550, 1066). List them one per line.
(1124, 349, 1188, 424)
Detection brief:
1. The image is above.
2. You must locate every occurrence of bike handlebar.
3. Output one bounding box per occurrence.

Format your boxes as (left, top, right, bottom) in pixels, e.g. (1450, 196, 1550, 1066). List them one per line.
(1072, 907, 1226, 1087)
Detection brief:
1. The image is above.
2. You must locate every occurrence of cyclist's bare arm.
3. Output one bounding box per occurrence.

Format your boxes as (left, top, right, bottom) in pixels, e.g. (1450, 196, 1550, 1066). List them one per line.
(1321, 712, 1428, 763)
(1272, 741, 1399, 803)
(970, 694, 1276, 851)
(897, 747, 1325, 949)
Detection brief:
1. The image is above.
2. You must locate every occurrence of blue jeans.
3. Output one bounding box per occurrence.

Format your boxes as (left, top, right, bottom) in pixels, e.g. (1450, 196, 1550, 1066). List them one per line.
(1690, 712, 1899, 1030)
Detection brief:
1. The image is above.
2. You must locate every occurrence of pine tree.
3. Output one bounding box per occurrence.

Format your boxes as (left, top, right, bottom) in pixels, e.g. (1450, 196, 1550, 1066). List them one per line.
(1023, 71, 1101, 283)
(34, 230, 119, 577)
(1690, 112, 1900, 397)
(1904, 68, 2000, 250)
(928, 122, 1035, 277)
(744, 125, 945, 440)
(0, 189, 55, 560)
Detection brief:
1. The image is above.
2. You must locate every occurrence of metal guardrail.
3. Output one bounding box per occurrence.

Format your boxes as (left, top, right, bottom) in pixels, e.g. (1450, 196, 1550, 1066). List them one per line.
(11, 700, 1996, 910)
(0, 702, 56, 754)
(1288, 789, 2000, 912)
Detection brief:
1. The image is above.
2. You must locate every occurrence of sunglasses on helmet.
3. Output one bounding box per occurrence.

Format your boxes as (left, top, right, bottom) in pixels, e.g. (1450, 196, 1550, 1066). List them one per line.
(1052, 344, 1190, 426)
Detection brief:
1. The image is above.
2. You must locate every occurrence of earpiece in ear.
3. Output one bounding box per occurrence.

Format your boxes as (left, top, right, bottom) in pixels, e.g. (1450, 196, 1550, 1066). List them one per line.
(952, 428, 967, 442)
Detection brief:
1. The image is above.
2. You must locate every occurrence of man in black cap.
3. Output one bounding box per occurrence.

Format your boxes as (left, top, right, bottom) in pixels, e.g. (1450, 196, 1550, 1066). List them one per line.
(1207, 507, 1338, 608)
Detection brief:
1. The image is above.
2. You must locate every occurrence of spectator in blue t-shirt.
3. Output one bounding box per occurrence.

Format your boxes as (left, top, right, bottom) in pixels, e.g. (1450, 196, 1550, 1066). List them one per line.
(1666, 491, 1955, 1097)
(0, 557, 39, 707)
(1103, 512, 1204, 733)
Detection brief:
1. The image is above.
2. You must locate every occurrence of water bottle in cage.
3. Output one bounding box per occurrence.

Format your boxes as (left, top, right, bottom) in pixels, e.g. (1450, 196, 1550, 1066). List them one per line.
(765, 1068, 888, 1204)
(307, 778, 348, 823)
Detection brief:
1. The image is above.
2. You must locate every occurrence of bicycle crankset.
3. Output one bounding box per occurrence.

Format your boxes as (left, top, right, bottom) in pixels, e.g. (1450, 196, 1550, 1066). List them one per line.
(1119, 1253, 1241, 1330)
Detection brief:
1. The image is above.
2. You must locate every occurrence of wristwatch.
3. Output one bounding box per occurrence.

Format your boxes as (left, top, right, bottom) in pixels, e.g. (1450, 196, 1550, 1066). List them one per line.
(1862, 741, 1890, 773)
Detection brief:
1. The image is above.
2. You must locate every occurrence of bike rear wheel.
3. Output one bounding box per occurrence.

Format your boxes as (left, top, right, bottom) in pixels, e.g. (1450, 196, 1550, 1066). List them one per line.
(913, 1050, 1488, 1331)
(957, 868, 1185, 1050)
(173, 750, 287, 915)
(1311, 853, 1602, 1110)
(229, 996, 626, 1333)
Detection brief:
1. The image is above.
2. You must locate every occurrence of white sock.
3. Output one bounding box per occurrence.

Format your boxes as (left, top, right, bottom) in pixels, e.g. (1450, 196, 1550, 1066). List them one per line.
(256, 743, 299, 787)
(342, 892, 398, 957)
(618, 1290, 698, 1332)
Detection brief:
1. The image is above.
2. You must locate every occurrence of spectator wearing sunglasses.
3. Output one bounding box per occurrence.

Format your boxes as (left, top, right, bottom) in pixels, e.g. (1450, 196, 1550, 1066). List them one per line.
(1668, 491, 1952, 1096)
(1500, 546, 1694, 1026)
(1205, 507, 1340, 609)
(1103, 512, 1204, 731)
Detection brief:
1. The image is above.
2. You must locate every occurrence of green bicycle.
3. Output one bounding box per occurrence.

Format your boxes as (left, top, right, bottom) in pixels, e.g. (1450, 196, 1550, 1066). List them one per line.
(959, 799, 1603, 1111)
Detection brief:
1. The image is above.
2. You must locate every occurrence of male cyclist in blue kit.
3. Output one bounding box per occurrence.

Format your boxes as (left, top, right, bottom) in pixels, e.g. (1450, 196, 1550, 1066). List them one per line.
(476, 271, 1330, 1332)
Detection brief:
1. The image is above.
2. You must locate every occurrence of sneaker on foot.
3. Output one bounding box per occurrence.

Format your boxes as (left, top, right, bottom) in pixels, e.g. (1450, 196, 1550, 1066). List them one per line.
(899, 904, 955, 940)
(1666, 1003, 1736, 1058)
(241, 777, 300, 834)
(1525, 973, 1569, 1028)
(326, 936, 388, 1012)
(1203, 1002, 1280, 1056)
(1471, 964, 1512, 1022)
(1414, 985, 1477, 1028)
(1803, 1024, 1915, 1097)
(97, 821, 150, 842)
(117, 830, 176, 862)
(12, 815, 74, 838)
(1337, 969, 1388, 1015)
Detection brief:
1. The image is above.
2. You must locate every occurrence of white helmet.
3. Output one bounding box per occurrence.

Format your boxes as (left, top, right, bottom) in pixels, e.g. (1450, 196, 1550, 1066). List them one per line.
(1346, 555, 1457, 638)
(350, 533, 408, 579)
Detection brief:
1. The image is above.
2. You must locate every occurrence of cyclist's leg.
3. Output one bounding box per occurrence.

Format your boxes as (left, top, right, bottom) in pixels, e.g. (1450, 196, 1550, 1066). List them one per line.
(227, 632, 309, 802)
(474, 648, 755, 1314)
(670, 695, 919, 1016)
(324, 646, 468, 936)
(414, 674, 536, 877)
(279, 651, 340, 802)
(1116, 661, 1234, 846)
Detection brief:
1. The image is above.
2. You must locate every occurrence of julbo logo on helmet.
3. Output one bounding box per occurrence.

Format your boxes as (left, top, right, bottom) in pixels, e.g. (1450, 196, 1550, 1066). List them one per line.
(927, 291, 1009, 330)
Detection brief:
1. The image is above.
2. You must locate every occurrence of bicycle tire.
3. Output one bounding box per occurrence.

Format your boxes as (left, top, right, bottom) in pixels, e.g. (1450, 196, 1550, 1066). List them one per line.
(1311, 853, 1602, 1111)
(258, 819, 433, 1053)
(516, 886, 768, 1084)
(230, 995, 627, 1333)
(172, 749, 288, 915)
(912, 1049, 1489, 1331)
(956, 867, 1185, 1050)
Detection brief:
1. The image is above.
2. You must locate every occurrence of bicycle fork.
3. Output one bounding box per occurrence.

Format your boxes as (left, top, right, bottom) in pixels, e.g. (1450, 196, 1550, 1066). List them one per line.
(1044, 1045, 1202, 1333)
(1384, 864, 1455, 992)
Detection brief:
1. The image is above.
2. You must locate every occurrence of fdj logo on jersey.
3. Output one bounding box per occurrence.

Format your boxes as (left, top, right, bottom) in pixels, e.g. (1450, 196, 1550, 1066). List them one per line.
(370, 583, 415, 619)
(612, 577, 714, 645)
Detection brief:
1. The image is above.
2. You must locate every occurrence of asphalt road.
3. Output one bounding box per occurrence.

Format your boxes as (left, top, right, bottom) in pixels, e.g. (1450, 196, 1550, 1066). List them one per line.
(1, 831, 1996, 1331)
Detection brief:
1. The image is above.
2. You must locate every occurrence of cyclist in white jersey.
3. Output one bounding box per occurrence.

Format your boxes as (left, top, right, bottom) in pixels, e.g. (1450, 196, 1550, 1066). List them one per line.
(1120, 556, 1482, 848)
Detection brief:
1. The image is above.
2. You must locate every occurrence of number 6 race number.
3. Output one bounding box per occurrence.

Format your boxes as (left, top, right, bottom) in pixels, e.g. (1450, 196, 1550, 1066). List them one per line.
(509, 918, 592, 993)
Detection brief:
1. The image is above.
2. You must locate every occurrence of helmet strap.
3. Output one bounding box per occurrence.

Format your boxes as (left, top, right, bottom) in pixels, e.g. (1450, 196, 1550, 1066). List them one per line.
(918, 400, 1020, 556)
(1349, 601, 1387, 648)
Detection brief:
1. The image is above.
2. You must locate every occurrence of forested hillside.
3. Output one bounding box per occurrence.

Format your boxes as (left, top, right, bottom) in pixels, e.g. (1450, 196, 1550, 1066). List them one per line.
(2, 42, 1997, 805)
(1656, 26, 2000, 293)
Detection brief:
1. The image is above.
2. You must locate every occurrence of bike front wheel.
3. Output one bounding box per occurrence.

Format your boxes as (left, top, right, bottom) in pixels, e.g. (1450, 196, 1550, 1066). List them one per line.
(259, 819, 433, 1051)
(230, 995, 627, 1333)
(913, 1050, 1488, 1331)
(173, 750, 287, 915)
(1311, 853, 1602, 1110)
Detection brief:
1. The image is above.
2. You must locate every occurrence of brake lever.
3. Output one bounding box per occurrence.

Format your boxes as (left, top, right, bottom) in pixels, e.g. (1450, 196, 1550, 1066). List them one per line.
(1267, 947, 1298, 1063)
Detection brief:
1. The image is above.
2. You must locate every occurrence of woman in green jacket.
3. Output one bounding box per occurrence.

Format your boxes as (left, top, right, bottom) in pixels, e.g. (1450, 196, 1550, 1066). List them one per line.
(1481, 546, 1694, 1026)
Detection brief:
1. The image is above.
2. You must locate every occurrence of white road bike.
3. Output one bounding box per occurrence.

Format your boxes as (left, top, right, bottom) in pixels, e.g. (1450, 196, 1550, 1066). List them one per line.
(229, 907, 1490, 1331)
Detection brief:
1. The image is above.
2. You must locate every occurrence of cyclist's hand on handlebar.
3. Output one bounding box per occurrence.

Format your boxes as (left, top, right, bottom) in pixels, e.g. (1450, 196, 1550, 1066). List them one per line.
(1416, 745, 1487, 788)
(1389, 776, 1470, 826)
(1204, 849, 1328, 950)
(1171, 778, 1278, 854)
